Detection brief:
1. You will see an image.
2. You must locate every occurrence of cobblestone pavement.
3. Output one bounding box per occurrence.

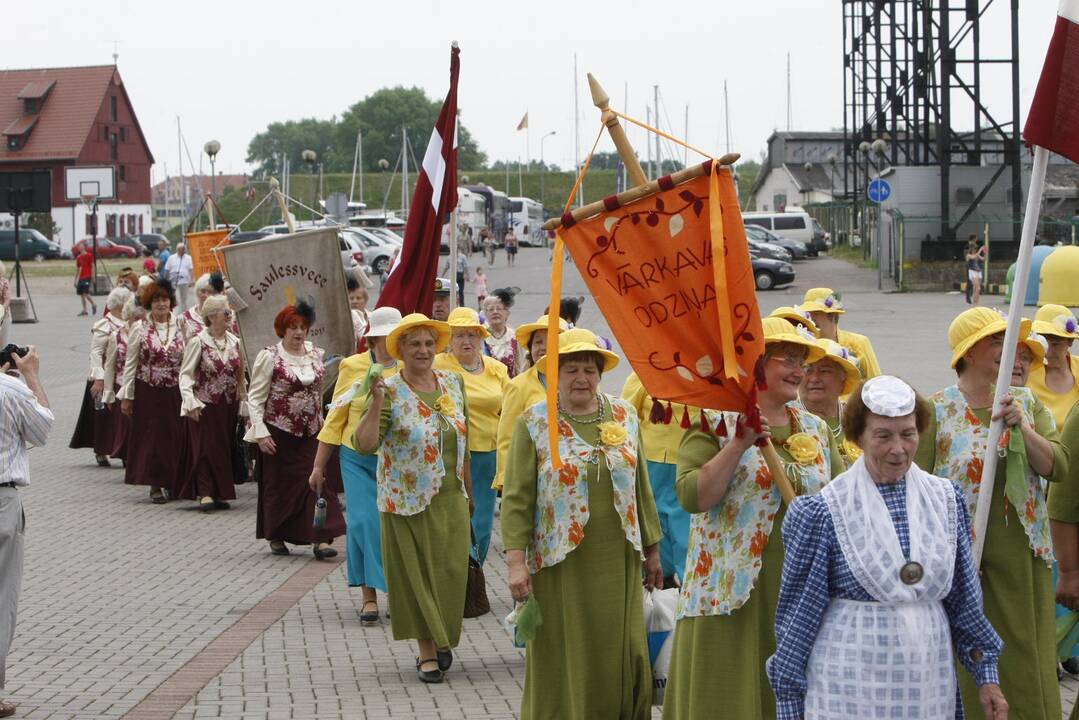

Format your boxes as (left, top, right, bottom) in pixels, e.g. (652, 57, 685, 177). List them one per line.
(3, 249, 1076, 718)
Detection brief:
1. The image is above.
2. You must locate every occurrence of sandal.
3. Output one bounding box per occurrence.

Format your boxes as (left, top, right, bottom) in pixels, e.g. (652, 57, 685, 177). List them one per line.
(150, 492, 166, 505)
(415, 657, 443, 684)
(95, 455, 111, 467)
(0, 700, 15, 718)
(199, 497, 214, 513)
(360, 600, 380, 626)
(269, 541, 289, 556)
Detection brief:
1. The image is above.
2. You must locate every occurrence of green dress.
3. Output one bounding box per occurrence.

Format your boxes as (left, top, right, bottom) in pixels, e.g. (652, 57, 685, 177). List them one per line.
(378, 387, 471, 648)
(1048, 405, 1079, 720)
(662, 423, 844, 720)
(501, 402, 662, 720)
(915, 398, 1067, 720)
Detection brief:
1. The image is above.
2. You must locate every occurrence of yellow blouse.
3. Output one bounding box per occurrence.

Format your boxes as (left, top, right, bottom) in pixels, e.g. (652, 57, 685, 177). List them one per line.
(493, 363, 548, 489)
(317, 350, 399, 453)
(1028, 354, 1079, 429)
(620, 371, 689, 464)
(434, 353, 509, 453)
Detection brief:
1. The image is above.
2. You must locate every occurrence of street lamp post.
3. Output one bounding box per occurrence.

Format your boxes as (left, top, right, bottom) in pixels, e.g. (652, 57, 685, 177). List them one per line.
(204, 140, 221, 229)
(302, 149, 318, 220)
(539, 130, 557, 213)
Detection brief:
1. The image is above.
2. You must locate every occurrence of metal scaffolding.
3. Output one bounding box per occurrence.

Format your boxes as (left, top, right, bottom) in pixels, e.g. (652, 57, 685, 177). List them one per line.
(841, 0, 1022, 242)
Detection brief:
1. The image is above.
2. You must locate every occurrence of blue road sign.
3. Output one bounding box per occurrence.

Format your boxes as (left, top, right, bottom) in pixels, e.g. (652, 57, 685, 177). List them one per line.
(868, 178, 892, 203)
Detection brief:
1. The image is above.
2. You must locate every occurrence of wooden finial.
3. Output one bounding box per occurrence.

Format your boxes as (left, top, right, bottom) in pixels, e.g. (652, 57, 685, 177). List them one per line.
(587, 73, 647, 187)
(587, 73, 610, 110)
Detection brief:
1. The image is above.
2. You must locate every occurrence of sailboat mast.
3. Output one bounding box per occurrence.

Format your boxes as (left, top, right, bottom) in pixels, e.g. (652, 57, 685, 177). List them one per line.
(573, 52, 581, 207)
(401, 126, 408, 218)
(684, 104, 689, 167)
(653, 85, 660, 176)
(724, 81, 732, 155)
(177, 117, 185, 234)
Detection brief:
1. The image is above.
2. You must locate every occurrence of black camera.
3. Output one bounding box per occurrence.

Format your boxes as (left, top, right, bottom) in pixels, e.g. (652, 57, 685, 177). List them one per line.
(0, 344, 29, 368)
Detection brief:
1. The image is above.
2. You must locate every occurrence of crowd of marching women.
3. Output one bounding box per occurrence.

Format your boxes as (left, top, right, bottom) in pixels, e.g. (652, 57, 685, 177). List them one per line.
(67, 270, 1079, 719)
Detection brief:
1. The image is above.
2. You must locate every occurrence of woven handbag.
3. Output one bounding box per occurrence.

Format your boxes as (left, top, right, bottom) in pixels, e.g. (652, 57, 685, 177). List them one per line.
(463, 531, 490, 618)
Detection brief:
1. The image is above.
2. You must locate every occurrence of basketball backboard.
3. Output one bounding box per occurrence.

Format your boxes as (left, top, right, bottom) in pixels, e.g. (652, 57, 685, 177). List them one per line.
(64, 166, 116, 203)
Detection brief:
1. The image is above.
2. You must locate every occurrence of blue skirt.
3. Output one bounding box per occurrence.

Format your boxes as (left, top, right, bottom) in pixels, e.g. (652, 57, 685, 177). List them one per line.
(469, 450, 497, 564)
(340, 446, 386, 591)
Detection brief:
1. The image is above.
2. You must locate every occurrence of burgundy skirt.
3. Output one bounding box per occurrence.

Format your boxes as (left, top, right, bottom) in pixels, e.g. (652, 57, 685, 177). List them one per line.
(255, 425, 345, 545)
(69, 380, 115, 456)
(123, 380, 186, 493)
(176, 400, 239, 501)
(111, 400, 130, 460)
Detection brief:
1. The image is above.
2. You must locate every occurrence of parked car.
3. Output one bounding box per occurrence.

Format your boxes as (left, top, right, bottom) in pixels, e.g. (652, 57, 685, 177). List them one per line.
(363, 226, 404, 246)
(752, 256, 796, 290)
(73, 238, 138, 259)
(746, 233, 792, 262)
(229, 230, 272, 244)
(743, 210, 826, 255)
(343, 227, 398, 275)
(0, 229, 65, 261)
(744, 224, 808, 259)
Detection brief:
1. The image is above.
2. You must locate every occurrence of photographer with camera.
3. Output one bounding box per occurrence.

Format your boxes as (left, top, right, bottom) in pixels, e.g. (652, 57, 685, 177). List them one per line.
(0, 344, 53, 718)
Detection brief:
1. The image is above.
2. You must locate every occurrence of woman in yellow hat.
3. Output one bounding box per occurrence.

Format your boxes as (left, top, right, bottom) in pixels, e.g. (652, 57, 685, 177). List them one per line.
(435, 307, 509, 565)
(798, 287, 881, 379)
(799, 338, 863, 466)
(354, 313, 472, 684)
(309, 306, 402, 626)
(768, 305, 819, 336)
(501, 327, 663, 718)
(492, 314, 568, 490)
(1027, 304, 1079, 428)
(915, 306, 1066, 718)
(662, 318, 844, 720)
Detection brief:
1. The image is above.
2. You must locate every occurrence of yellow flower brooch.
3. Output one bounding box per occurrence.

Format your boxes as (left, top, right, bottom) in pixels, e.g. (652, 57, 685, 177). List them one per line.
(840, 438, 864, 461)
(785, 433, 821, 464)
(598, 421, 628, 447)
(433, 394, 456, 416)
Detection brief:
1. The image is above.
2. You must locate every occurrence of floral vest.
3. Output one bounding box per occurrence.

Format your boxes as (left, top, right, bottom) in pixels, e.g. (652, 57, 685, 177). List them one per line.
(520, 396, 643, 574)
(194, 336, 242, 405)
(113, 327, 129, 391)
(179, 308, 205, 340)
(929, 384, 1053, 563)
(377, 369, 469, 516)
(264, 344, 324, 436)
(135, 321, 185, 388)
(677, 405, 834, 619)
(484, 331, 520, 378)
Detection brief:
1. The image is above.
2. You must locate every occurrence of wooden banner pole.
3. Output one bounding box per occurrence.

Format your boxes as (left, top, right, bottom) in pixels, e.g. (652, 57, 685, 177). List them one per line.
(269, 177, 295, 233)
(587, 74, 648, 187)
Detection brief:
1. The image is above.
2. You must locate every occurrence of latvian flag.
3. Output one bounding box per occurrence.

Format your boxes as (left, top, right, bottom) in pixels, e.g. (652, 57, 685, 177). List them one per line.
(1024, 0, 1079, 164)
(377, 43, 460, 315)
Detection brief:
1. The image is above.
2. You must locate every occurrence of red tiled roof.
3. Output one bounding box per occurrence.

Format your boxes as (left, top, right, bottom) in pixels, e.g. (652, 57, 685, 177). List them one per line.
(16, 80, 55, 100)
(152, 174, 250, 194)
(3, 115, 37, 136)
(0, 65, 116, 162)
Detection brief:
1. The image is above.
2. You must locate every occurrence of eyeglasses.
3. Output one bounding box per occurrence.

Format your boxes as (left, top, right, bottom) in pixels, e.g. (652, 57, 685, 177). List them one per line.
(768, 354, 809, 372)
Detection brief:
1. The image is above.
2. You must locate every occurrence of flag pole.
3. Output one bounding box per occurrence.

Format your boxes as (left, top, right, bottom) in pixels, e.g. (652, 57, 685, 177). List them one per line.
(971, 144, 1049, 568)
(449, 109, 460, 312)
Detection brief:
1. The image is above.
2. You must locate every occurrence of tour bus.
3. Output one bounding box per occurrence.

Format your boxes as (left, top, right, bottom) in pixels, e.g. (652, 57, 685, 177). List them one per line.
(457, 188, 487, 252)
(463, 184, 512, 243)
(509, 196, 546, 246)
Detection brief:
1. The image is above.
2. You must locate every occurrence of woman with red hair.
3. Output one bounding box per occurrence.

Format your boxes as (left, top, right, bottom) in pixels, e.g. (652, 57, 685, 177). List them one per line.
(118, 278, 188, 503)
(246, 301, 344, 558)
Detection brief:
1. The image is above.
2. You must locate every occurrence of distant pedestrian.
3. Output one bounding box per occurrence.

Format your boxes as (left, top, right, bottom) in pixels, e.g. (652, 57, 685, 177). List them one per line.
(965, 235, 986, 305)
(473, 266, 488, 309)
(0, 346, 53, 720)
(74, 247, 97, 316)
(156, 239, 170, 264)
(440, 255, 470, 308)
(164, 244, 194, 310)
(504, 228, 518, 266)
(347, 277, 370, 353)
(116, 267, 139, 293)
(141, 256, 157, 277)
(482, 228, 497, 265)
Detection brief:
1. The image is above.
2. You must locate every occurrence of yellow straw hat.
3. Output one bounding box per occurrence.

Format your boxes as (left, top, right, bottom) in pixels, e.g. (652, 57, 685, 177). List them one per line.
(386, 313, 451, 360)
(1032, 303, 1079, 339)
(446, 307, 489, 338)
(812, 338, 862, 395)
(947, 307, 1031, 368)
(768, 306, 820, 336)
(762, 317, 826, 363)
(516, 314, 569, 348)
(799, 287, 846, 315)
(536, 327, 620, 373)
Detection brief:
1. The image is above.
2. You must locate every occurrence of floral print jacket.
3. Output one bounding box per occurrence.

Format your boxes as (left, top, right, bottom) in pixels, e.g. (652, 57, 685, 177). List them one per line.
(118, 319, 185, 399)
(178, 330, 245, 415)
(677, 405, 834, 619)
(377, 370, 469, 516)
(928, 384, 1053, 563)
(521, 396, 643, 574)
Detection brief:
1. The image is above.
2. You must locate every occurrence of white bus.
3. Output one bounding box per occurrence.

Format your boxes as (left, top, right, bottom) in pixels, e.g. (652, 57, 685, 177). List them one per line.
(509, 196, 546, 246)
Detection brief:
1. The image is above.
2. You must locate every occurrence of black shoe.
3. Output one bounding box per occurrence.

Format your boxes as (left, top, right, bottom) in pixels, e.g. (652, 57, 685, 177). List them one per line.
(416, 657, 443, 684)
(269, 542, 290, 556)
(360, 601, 380, 627)
(436, 649, 453, 672)
(313, 545, 338, 560)
(1064, 657, 1079, 675)
(150, 494, 167, 505)
(213, 500, 231, 510)
(96, 455, 111, 467)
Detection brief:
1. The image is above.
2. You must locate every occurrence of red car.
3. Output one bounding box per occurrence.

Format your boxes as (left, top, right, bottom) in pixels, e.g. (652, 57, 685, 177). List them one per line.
(74, 238, 138, 259)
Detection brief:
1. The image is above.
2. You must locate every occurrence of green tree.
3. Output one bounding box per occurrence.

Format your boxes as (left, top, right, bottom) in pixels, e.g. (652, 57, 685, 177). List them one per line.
(734, 159, 761, 206)
(246, 87, 486, 176)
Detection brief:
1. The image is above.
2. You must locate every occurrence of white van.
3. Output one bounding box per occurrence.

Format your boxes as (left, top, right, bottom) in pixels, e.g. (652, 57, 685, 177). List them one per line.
(742, 210, 827, 255)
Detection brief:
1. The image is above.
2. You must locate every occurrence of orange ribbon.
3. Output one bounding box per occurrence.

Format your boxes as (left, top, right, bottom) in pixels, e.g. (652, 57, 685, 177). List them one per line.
(708, 161, 739, 380)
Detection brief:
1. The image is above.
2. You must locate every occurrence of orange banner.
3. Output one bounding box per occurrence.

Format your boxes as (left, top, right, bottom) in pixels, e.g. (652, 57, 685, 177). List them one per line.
(560, 166, 764, 410)
(185, 229, 230, 279)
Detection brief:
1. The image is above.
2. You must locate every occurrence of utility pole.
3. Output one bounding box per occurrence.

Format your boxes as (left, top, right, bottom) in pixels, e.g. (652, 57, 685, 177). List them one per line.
(653, 85, 660, 176)
(786, 52, 792, 131)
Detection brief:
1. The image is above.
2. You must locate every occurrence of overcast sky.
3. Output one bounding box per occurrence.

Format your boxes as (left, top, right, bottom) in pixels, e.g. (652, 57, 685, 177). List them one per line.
(11, 0, 1058, 183)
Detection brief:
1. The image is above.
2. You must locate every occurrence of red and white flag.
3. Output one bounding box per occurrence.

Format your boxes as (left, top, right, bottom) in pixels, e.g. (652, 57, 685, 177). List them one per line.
(1023, 0, 1079, 163)
(377, 43, 460, 315)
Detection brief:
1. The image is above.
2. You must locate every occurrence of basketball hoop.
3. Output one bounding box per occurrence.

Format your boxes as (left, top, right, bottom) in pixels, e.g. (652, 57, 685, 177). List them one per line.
(80, 191, 99, 209)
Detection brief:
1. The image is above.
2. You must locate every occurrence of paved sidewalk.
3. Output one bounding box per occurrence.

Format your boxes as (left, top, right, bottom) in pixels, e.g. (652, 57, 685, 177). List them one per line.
(2, 250, 1076, 718)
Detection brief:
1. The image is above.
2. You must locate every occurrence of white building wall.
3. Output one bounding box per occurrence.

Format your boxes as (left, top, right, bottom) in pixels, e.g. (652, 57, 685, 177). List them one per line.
(50, 203, 152, 252)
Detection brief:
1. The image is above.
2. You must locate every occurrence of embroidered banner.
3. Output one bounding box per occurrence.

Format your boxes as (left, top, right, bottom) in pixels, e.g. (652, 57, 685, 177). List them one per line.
(218, 228, 354, 369)
(559, 166, 764, 410)
(185, 228, 230, 279)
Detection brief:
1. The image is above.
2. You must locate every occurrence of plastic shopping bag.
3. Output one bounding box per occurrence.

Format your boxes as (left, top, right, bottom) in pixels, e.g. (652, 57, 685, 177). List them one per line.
(504, 596, 542, 648)
(644, 588, 679, 706)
